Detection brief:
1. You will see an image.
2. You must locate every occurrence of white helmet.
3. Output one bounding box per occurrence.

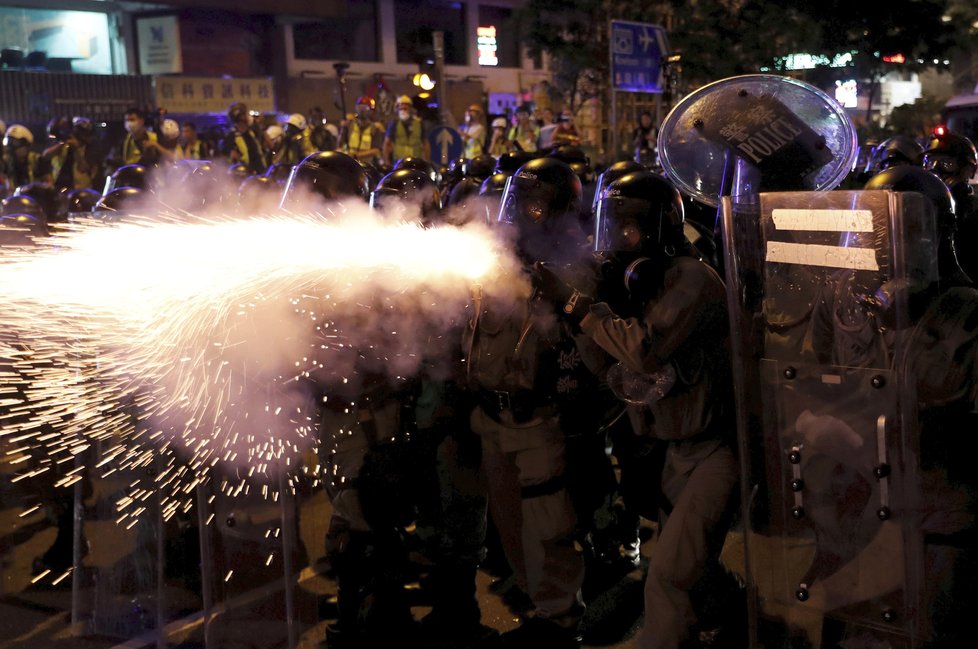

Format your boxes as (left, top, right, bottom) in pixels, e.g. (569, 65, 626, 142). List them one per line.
(160, 118, 180, 140)
(287, 113, 307, 130)
(2, 124, 34, 148)
(491, 117, 507, 129)
(265, 124, 284, 148)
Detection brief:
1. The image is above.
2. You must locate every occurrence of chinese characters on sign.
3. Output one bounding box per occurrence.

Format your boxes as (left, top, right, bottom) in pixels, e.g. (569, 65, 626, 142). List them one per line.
(153, 76, 276, 114)
(610, 20, 668, 93)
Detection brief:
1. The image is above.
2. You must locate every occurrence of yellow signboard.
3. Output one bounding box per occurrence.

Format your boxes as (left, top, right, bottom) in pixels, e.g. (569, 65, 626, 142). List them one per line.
(153, 76, 276, 114)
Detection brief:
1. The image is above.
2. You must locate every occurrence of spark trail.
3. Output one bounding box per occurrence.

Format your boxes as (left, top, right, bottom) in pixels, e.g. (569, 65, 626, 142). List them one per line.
(0, 208, 516, 529)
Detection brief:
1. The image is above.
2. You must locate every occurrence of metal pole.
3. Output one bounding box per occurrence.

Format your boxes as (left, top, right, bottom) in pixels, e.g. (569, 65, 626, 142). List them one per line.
(279, 472, 297, 649)
(608, 21, 617, 162)
(432, 30, 449, 126)
(156, 456, 166, 649)
(196, 481, 214, 648)
(71, 450, 85, 630)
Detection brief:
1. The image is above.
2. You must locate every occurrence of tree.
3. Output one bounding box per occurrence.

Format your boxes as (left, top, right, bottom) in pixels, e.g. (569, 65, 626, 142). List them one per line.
(794, 0, 964, 121)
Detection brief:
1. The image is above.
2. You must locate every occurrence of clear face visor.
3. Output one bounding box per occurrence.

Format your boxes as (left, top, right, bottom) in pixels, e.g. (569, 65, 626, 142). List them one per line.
(593, 194, 648, 253)
(923, 154, 959, 180)
(496, 175, 556, 229)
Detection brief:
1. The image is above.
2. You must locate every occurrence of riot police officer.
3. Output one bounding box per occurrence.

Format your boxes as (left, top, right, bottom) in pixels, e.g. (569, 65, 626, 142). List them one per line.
(465, 157, 602, 648)
(923, 131, 978, 283)
(535, 171, 738, 649)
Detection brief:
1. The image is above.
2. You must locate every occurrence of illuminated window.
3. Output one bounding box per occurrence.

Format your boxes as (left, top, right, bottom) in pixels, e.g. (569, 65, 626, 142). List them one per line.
(0, 6, 113, 74)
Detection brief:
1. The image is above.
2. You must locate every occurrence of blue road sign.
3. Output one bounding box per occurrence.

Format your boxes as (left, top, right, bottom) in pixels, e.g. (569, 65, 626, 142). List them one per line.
(610, 21, 668, 93)
(428, 126, 463, 165)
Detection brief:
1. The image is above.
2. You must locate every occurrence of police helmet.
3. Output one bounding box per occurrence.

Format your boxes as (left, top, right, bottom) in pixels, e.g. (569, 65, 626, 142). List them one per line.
(923, 132, 978, 184)
(462, 154, 496, 182)
(548, 145, 589, 165)
(440, 158, 465, 192)
(265, 162, 293, 184)
(477, 172, 510, 226)
(104, 164, 149, 195)
(227, 163, 250, 184)
(2, 124, 34, 150)
(594, 171, 685, 258)
(865, 165, 956, 232)
(14, 183, 67, 224)
(238, 174, 278, 208)
(94, 187, 147, 220)
(873, 135, 923, 171)
(0, 213, 44, 246)
(2, 194, 45, 221)
(446, 176, 482, 209)
(281, 150, 370, 208)
(66, 188, 101, 215)
(369, 168, 441, 221)
(394, 156, 439, 184)
(494, 151, 535, 175)
(592, 160, 646, 213)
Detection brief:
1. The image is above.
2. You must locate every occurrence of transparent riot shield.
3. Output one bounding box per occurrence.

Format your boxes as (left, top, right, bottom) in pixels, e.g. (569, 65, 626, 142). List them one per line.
(722, 190, 938, 648)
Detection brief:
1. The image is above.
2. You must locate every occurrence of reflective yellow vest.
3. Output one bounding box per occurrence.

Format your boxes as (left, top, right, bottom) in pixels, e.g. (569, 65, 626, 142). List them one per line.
(392, 117, 424, 161)
(345, 121, 375, 155)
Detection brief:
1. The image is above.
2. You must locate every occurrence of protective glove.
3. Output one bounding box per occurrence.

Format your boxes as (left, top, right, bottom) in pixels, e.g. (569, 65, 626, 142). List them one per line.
(854, 277, 913, 329)
(532, 261, 594, 322)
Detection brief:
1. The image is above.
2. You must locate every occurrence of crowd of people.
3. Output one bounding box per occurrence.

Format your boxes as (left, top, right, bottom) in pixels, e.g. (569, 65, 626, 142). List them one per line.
(1, 96, 977, 649)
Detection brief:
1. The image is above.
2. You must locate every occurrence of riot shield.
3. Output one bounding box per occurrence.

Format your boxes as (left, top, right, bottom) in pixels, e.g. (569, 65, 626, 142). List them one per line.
(722, 189, 938, 648)
(658, 75, 858, 208)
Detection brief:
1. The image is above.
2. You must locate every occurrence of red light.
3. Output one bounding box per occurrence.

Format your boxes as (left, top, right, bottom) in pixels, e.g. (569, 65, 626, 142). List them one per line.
(882, 53, 906, 64)
(934, 125, 947, 136)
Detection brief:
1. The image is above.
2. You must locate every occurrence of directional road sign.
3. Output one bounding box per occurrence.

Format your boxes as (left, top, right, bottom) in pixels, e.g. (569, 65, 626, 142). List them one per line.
(610, 20, 669, 93)
(428, 126, 463, 165)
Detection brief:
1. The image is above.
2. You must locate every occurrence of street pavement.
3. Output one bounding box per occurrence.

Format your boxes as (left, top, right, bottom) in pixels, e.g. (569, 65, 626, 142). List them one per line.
(1, 462, 658, 649)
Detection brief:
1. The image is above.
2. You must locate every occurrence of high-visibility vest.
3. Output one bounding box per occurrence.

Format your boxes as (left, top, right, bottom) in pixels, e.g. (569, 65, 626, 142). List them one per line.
(123, 131, 157, 165)
(392, 117, 424, 161)
(507, 124, 539, 153)
(178, 140, 205, 160)
(463, 123, 486, 158)
(345, 121, 375, 155)
(50, 146, 94, 190)
(232, 130, 267, 174)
